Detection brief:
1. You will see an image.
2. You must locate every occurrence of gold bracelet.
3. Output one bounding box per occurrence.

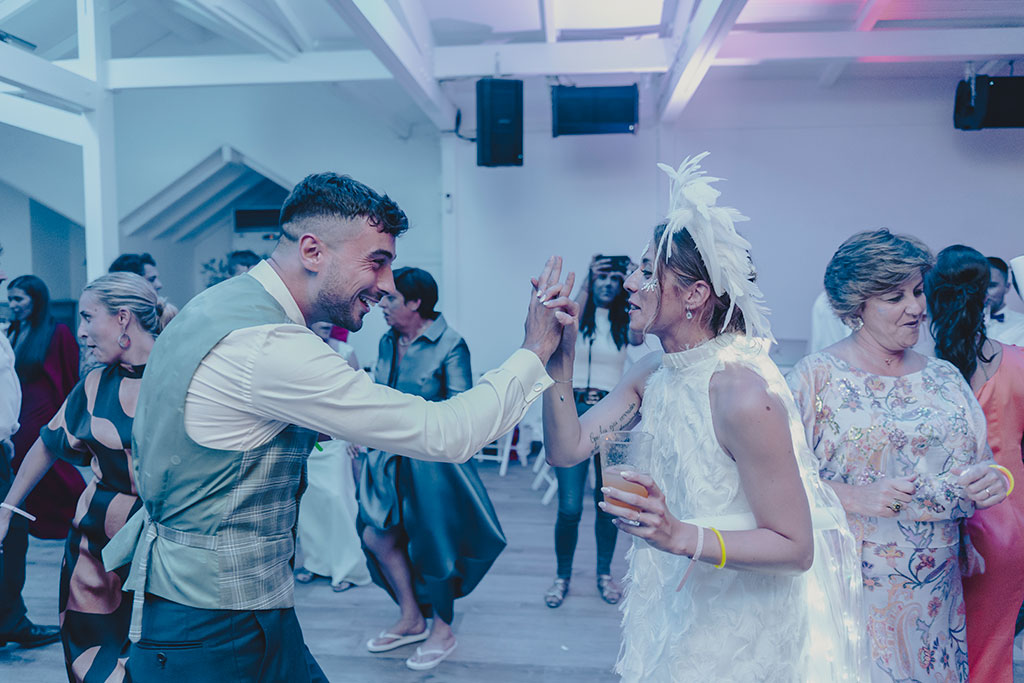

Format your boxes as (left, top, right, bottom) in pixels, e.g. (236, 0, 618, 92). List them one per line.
(710, 526, 726, 569)
(989, 464, 1015, 495)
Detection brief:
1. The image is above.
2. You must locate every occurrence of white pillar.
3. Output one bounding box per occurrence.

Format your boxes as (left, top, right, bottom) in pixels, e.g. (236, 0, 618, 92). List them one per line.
(82, 93, 118, 280)
(77, 0, 118, 280)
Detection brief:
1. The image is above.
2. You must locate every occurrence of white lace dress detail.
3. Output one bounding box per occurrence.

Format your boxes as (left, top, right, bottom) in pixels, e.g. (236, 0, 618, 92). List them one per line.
(616, 334, 867, 682)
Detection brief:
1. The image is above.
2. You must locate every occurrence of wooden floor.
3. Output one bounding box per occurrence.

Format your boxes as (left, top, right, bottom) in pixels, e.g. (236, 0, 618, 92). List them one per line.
(7, 458, 1024, 682)
(0, 458, 628, 682)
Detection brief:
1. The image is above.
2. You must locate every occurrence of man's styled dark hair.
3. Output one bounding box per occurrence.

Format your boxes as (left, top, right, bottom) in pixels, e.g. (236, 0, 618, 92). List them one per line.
(279, 173, 409, 239)
(393, 267, 439, 320)
(988, 256, 1009, 277)
(109, 252, 156, 276)
(227, 250, 260, 270)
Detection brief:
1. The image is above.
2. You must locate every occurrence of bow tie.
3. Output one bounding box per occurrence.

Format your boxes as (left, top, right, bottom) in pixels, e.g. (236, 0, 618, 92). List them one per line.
(992, 312, 1005, 323)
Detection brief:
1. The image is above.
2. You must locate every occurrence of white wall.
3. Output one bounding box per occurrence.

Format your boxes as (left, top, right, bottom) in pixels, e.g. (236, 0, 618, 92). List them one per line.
(0, 180, 32, 307)
(444, 73, 1024, 371)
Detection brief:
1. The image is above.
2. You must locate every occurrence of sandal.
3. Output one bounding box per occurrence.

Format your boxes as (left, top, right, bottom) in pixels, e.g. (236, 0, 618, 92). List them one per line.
(544, 578, 570, 608)
(332, 581, 355, 593)
(405, 641, 458, 671)
(366, 629, 429, 653)
(295, 568, 320, 584)
(597, 574, 622, 605)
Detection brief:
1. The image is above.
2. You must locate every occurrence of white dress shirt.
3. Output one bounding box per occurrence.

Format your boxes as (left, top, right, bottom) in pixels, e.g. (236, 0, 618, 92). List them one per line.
(986, 307, 1024, 346)
(183, 261, 552, 462)
(0, 332, 20, 442)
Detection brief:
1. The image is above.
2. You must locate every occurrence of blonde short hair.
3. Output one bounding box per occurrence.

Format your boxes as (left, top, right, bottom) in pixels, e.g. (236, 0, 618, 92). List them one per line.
(82, 272, 172, 336)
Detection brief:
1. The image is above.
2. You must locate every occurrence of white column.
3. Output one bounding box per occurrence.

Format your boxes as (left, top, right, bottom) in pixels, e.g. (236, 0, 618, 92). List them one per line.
(82, 92, 118, 280)
(78, 0, 118, 280)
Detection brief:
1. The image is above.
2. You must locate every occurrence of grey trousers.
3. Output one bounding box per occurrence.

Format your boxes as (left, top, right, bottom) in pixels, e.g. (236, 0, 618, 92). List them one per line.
(126, 594, 328, 682)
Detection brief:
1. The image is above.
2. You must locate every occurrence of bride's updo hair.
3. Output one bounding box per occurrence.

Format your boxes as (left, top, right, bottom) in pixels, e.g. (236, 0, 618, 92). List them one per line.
(652, 221, 746, 335)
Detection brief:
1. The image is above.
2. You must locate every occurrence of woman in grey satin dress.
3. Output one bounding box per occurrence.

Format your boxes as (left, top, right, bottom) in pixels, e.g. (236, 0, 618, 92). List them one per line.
(357, 267, 506, 672)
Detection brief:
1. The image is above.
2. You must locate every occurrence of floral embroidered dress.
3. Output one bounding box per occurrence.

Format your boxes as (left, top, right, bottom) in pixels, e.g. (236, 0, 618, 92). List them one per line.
(788, 353, 991, 683)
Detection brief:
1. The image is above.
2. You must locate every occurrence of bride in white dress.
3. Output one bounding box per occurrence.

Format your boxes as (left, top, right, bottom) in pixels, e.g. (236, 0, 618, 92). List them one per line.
(540, 155, 868, 682)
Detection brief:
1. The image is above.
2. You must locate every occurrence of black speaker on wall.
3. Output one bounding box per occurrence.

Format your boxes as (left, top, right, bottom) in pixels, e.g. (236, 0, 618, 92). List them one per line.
(477, 78, 523, 167)
(955, 76, 1024, 130)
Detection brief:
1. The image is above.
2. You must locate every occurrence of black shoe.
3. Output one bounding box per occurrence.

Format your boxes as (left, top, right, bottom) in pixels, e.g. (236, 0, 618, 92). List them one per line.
(0, 623, 61, 648)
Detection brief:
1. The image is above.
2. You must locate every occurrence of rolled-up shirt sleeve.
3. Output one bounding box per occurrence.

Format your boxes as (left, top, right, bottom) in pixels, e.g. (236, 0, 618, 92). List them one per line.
(247, 326, 551, 463)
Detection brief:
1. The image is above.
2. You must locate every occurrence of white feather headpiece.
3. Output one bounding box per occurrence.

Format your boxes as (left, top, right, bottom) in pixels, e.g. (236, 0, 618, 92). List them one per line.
(655, 152, 774, 341)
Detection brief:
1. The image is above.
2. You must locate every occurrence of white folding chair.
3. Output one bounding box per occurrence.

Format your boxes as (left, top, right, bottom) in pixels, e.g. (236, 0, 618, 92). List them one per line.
(530, 444, 559, 505)
(473, 429, 514, 476)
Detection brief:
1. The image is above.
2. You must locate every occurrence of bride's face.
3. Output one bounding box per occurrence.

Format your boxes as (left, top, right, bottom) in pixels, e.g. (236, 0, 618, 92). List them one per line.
(624, 246, 687, 338)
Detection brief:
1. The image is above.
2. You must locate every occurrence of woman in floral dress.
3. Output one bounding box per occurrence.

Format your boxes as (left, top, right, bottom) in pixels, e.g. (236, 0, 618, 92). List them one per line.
(788, 229, 1008, 682)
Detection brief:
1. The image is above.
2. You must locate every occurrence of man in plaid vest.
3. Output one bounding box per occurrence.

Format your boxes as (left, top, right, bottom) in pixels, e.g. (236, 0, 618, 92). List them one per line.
(104, 173, 572, 681)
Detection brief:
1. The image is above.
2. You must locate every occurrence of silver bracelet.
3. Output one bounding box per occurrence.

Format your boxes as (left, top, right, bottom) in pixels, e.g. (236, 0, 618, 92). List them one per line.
(0, 502, 36, 522)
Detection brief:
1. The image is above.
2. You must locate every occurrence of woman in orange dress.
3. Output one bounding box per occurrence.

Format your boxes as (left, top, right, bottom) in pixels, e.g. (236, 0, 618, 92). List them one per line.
(926, 244, 1024, 682)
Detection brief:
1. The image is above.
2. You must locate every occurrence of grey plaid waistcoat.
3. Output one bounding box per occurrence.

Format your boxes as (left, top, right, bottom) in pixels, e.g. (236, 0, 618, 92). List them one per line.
(115, 273, 317, 616)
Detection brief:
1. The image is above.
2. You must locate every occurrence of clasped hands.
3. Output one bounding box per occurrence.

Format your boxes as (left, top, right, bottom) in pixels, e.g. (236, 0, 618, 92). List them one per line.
(854, 463, 1009, 518)
(522, 256, 580, 366)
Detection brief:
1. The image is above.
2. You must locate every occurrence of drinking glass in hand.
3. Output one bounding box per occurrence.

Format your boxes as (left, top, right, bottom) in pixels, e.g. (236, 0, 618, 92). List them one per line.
(599, 430, 654, 512)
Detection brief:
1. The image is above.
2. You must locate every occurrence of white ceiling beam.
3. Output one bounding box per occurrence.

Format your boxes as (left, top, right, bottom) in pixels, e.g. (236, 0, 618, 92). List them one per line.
(103, 50, 389, 88)
(195, 0, 300, 60)
(715, 28, 1024, 65)
(177, 208, 233, 242)
(42, 1, 136, 61)
(0, 40, 102, 111)
(76, 0, 112, 84)
(148, 166, 251, 238)
(326, 0, 455, 129)
(395, 0, 435, 55)
(167, 0, 294, 59)
(659, 0, 749, 121)
(818, 0, 891, 87)
(134, 0, 207, 43)
(263, 0, 316, 52)
(435, 39, 672, 78)
(122, 146, 235, 235)
(541, 0, 557, 43)
(0, 93, 86, 144)
(162, 172, 256, 241)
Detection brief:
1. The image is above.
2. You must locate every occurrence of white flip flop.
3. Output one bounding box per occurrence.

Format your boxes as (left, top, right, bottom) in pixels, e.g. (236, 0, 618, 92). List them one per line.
(365, 629, 429, 653)
(405, 641, 458, 671)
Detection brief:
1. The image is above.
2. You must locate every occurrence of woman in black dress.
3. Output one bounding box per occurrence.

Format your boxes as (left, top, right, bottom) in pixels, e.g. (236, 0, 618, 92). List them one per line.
(0, 272, 169, 682)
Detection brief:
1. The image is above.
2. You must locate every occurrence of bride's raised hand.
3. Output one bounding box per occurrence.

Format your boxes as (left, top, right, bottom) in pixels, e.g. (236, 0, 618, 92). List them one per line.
(524, 256, 576, 365)
(529, 257, 577, 370)
(599, 471, 687, 556)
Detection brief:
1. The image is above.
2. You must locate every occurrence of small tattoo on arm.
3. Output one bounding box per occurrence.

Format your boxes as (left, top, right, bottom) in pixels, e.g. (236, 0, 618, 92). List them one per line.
(589, 402, 639, 450)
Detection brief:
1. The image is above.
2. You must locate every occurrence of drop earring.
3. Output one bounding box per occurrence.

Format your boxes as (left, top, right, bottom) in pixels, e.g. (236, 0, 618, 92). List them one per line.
(118, 331, 131, 350)
(685, 309, 693, 320)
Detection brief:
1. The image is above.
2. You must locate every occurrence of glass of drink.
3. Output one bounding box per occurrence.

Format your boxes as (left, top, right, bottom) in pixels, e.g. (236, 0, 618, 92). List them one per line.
(599, 430, 654, 513)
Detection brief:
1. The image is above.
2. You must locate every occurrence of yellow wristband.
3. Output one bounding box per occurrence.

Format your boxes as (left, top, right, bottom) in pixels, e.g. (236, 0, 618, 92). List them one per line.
(710, 526, 726, 569)
(989, 464, 1015, 495)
